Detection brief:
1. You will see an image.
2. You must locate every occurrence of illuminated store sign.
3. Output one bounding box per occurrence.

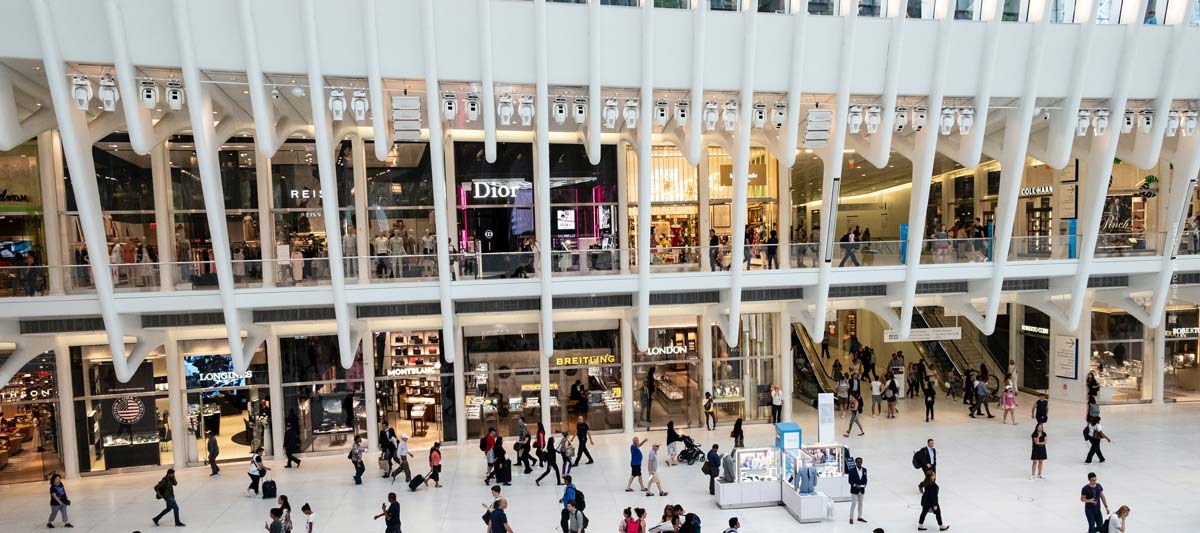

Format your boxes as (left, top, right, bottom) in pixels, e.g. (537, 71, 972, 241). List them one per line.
(289, 188, 324, 199)
(552, 354, 617, 367)
(386, 366, 437, 377)
(0, 387, 55, 403)
(1020, 324, 1049, 335)
(471, 180, 530, 200)
(1020, 185, 1053, 197)
(1168, 327, 1200, 338)
(646, 345, 687, 356)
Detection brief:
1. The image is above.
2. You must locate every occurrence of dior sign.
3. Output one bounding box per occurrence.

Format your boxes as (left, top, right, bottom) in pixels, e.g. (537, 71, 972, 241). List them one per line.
(472, 181, 522, 200)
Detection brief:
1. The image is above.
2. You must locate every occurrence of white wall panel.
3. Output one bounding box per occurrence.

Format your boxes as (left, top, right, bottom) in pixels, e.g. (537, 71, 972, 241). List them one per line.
(374, 0, 426, 80)
(847, 18, 893, 95)
(314, 0, 368, 78)
(943, 25, 987, 97)
(491, 1, 538, 84)
(896, 21, 941, 95)
(437, 0, 483, 83)
(989, 24, 1036, 98)
(545, 5, 591, 87)
(654, 9, 695, 90)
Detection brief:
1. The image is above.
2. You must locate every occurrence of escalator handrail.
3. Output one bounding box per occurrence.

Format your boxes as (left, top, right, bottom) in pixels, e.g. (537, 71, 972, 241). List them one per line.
(911, 309, 965, 377)
(920, 306, 1005, 376)
(794, 324, 837, 393)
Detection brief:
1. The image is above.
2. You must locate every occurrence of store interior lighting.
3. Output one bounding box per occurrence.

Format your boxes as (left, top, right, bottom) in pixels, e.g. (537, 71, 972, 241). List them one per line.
(722, 100, 737, 131)
(956, 107, 973, 135)
(938, 107, 955, 135)
(622, 98, 639, 129)
(352, 89, 369, 121)
(771, 102, 786, 130)
(1092, 109, 1109, 136)
(864, 105, 880, 134)
(1139, 109, 1154, 134)
(465, 93, 481, 122)
(751, 102, 767, 129)
(654, 99, 670, 127)
(1166, 109, 1180, 137)
(71, 75, 92, 110)
(518, 95, 535, 126)
(552, 96, 569, 125)
(1121, 110, 1135, 134)
(572, 96, 587, 125)
(1076, 109, 1091, 136)
(497, 93, 515, 126)
(1183, 110, 1197, 136)
(139, 79, 159, 110)
(442, 92, 458, 122)
(98, 74, 119, 112)
(328, 88, 346, 121)
(847, 104, 863, 134)
(703, 101, 719, 132)
(894, 106, 908, 133)
(602, 97, 619, 129)
(165, 80, 185, 111)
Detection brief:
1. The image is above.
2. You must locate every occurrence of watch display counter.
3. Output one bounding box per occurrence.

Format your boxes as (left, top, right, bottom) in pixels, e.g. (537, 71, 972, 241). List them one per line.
(782, 448, 833, 523)
(716, 447, 782, 509)
(802, 443, 848, 501)
(101, 432, 162, 469)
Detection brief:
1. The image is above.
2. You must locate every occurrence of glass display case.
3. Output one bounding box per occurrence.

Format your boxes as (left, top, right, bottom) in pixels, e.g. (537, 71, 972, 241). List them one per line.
(734, 447, 780, 482)
(801, 443, 849, 501)
(716, 447, 783, 509)
(781, 448, 832, 523)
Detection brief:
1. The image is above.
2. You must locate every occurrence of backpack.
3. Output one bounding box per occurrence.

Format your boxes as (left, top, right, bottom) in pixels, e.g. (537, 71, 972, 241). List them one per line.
(1083, 425, 1092, 441)
(912, 450, 924, 470)
(572, 489, 586, 511)
(1101, 518, 1110, 531)
(479, 436, 488, 452)
(153, 479, 164, 500)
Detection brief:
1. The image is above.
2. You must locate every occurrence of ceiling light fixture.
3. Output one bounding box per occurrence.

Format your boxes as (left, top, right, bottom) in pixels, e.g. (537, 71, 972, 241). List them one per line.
(497, 93, 515, 126)
(517, 95, 535, 127)
(703, 101, 719, 132)
(602, 98, 619, 129)
(352, 89, 369, 121)
(939, 107, 955, 135)
(166, 80, 185, 111)
(1138, 109, 1154, 134)
(722, 100, 737, 131)
(894, 106, 908, 133)
(771, 102, 786, 130)
(1092, 108, 1109, 136)
(328, 89, 346, 121)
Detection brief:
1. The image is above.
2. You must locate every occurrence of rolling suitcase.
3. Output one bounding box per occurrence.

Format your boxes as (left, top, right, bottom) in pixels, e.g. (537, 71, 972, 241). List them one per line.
(497, 459, 512, 484)
(408, 474, 425, 491)
(261, 478, 277, 499)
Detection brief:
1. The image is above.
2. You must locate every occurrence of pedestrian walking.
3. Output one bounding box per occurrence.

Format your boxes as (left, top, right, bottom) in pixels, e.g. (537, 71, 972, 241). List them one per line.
(770, 385, 783, 423)
(870, 376, 882, 417)
(666, 421, 682, 466)
(731, 418, 745, 448)
(1106, 505, 1130, 533)
(373, 492, 401, 533)
(843, 395, 865, 437)
(625, 436, 648, 492)
(1085, 417, 1112, 464)
(724, 516, 741, 533)
(535, 436, 562, 486)
(1081, 472, 1109, 533)
(380, 421, 398, 477)
(481, 485, 501, 528)
(565, 500, 585, 533)
(559, 431, 575, 477)
(246, 446, 269, 496)
(151, 468, 185, 527)
(488, 497, 513, 533)
(704, 392, 716, 430)
(265, 507, 284, 533)
(838, 229, 860, 267)
(847, 457, 867, 525)
(924, 379, 937, 422)
(706, 444, 721, 495)
(300, 503, 315, 533)
(622, 507, 639, 533)
(1086, 396, 1101, 422)
(284, 422, 302, 468)
(644, 442, 668, 497)
(558, 475, 578, 533)
(535, 422, 548, 467)
(516, 421, 534, 474)
(573, 416, 595, 466)
(277, 494, 294, 532)
(1030, 423, 1047, 479)
(821, 335, 831, 358)
(484, 436, 508, 485)
(349, 436, 366, 485)
(1001, 386, 1018, 424)
(47, 473, 73, 528)
(836, 377, 850, 417)
(390, 434, 413, 482)
(970, 375, 994, 418)
(206, 430, 220, 475)
(425, 441, 443, 488)
(884, 381, 898, 419)
(481, 426, 498, 482)
(917, 470, 949, 530)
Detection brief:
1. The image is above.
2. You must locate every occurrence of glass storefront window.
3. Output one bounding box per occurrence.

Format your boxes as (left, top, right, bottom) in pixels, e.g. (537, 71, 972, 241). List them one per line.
(712, 313, 778, 423)
(1090, 311, 1148, 402)
(0, 142, 48, 292)
(464, 326, 541, 439)
(548, 326, 623, 434)
(71, 345, 171, 473)
(1164, 309, 1200, 401)
(280, 336, 366, 452)
(180, 340, 271, 464)
(374, 329, 453, 449)
(454, 142, 536, 278)
(365, 142, 438, 279)
(0, 352, 63, 484)
(1020, 307, 1051, 392)
(634, 319, 701, 430)
(549, 145, 619, 273)
(627, 146, 700, 269)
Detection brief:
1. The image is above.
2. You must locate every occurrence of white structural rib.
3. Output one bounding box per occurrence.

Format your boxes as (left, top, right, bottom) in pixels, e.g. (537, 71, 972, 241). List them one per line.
(299, 0, 353, 367)
(685, 0, 706, 166)
(951, 0, 1004, 168)
(170, 0, 249, 373)
(854, 5, 902, 169)
(585, 0, 602, 165)
(722, 0, 759, 348)
(363, 0, 392, 161)
(0, 64, 55, 151)
(1119, 0, 1192, 168)
(1038, 0, 1101, 168)
(239, 0, 291, 159)
(534, 0, 554, 431)
(30, 0, 133, 379)
(419, 0, 459, 370)
(776, 1, 807, 169)
(102, 0, 154, 156)
(1065, 3, 1144, 333)
(897, 5, 954, 338)
(980, 0, 1053, 335)
(477, 0, 498, 163)
(634, 1, 655, 352)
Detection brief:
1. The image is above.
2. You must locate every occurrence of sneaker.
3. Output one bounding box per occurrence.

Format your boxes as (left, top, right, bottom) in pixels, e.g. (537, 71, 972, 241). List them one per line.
(939, 526, 949, 531)
(857, 518, 866, 523)
(175, 523, 186, 527)
(1037, 475, 1045, 479)
(47, 524, 54, 529)
(153, 518, 160, 526)
(64, 525, 74, 528)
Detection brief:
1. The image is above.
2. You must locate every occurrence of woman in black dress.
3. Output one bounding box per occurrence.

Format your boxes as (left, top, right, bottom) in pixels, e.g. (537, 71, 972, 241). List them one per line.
(918, 470, 949, 530)
(1030, 423, 1047, 479)
(731, 418, 745, 448)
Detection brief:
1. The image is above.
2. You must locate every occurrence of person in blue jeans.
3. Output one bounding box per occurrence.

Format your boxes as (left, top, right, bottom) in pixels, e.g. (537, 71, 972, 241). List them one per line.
(1080, 472, 1109, 533)
(558, 475, 576, 533)
(706, 444, 722, 495)
(152, 469, 185, 527)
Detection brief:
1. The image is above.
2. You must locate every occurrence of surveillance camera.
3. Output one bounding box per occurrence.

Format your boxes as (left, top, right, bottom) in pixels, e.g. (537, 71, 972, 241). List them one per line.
(1167, 109, 1180, 137)
(1138, 109, 1153, 134)
(97, 74, 119, 112)
(847, 105, 863, 134)
(1120, 110, 1135, 134)
(602, 98, 619, 129)
(518, 95, 535, 127)
(894, 106, 908, 133)
(351, 89, 369, 121)
(328, 88, 346, 121)
(272, 89, 282, 99)
(956, 107, 973, 135)
(864, 105, 881, 135)
(654, 99, 670, 128)
(722, 100, 737, 132)
(139, 79, 159, 109)
(938, 108, 955, 136)
(703, 101, 719, 132)
(1076, 109, 1091, 137)
(1183, 110, 1198, 137)
(442, 92, 458, 122)
(71, 75, 92, 111)
(771, 102, 786, 130)
(465, 93, 480, 122)
(573, 97, 587, 125)
(674, 100, 689, 127)
(911, 106, 927, 132)
(1092, 109, 1109, 136)
(752, 102, 767, 129)
(165, 80, 185, 111)
(552, 96, 568, 125)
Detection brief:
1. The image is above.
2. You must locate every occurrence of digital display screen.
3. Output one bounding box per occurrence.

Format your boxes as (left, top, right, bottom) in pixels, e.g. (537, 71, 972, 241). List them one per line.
(0, 240, 32, 258)
(184, 355, 251, 395)
(555, 208, 576, 232)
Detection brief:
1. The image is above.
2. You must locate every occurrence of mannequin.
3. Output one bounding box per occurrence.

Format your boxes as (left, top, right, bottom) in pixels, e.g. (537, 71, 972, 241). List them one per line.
(342, 227, 358, 277)
(421, 229, 434, 255)
(232, 248, 246, 279)
(388, 230, 406, 278)
(373, 232, 390, 277)
(242, 215, 256, 241)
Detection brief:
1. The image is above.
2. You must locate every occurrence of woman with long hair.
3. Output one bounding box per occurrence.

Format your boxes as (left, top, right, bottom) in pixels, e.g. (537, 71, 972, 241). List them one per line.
(1030, 423, 1047, 479)
(917, 471, 949, 530)
(47, 473, 72, 528)
(535, 422, 547, 467)
(730, 418, 745, 448)
(535, 436, 561, 486)
(277, 494, 293, 532)
(426, 441, 443, 488)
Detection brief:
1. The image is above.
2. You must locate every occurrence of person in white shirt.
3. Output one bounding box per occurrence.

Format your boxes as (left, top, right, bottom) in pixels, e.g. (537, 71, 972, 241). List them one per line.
(870, 378, 882, 417)
(391, 434, 413, 482)
(300, 503, 315, 533)
(1107, 505, 1129, 533)
(644, 442, 668, 497)
(770, 386, 784, 423)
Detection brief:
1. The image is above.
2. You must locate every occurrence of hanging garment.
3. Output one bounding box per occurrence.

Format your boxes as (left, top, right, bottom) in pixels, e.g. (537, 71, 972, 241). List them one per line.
(290, 251, 304, 281)
(232, 249, 246, 277)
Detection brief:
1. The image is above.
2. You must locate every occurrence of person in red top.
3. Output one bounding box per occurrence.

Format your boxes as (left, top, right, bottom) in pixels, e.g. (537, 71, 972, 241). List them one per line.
(483, 427, 498, 482)
(424, 441, 443, 488)
(535, 423, 547, 467)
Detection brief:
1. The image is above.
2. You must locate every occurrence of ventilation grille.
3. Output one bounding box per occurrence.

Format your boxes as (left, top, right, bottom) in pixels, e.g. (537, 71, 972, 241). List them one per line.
(1172, 272, 1200, 285)
(456, 299, 541, 314)
(741, 287, 804, 302)
(650, 291, 720, 306)
(252, 307, 337, 323)
(554, 294, 632, 309)
(829, 285, 887, 298)
(915, 281, 968, 295)
(20, 317, 105, 334)
(141, 312, 225, 328)
(1002, 278, 1049, 291)
(1088, 275, 1129, 288)
(357, 303, 442, 318)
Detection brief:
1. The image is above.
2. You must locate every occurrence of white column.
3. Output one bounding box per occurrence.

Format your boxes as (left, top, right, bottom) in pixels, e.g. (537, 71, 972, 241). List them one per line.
(454, 324, 467, 445)
(621, 315, 634, 432)
(778, 307, 793, 421)
(617, 143, 630, 274)
(777, 159, 791, 268)
(255, 151, 275, 287)
(1151, 324, 1165, 404)
(150, 143, 175, 291)
(267, 331, 285, 458)
(54, 338, 79, 478)
(163, 333, 187, 469)
(699, 149, 712, 271)
(36, 131, 65, 294)
(701, 312, 713, 396)
(50, 132, 71, 288)
(362, 330, 379, 449)
(352, 135, 370, 283)
(539, 323, 552, 432)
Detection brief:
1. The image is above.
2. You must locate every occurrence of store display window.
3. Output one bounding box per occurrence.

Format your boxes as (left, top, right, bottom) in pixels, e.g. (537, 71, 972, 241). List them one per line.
(181, 340, 271, 465)
(280, 335, 367, 453)
(70, 345, 171, 473)
(707, 147, 780, 269)
(270, 141, 357, 285)
(634, 318, 701, 430)
(454, 142, 536, 279)
(712, 313, 778, 423)
(548, 144, 619, 274)
(1096, 161, 1162, 256)
(1165, 308, 1200, 401)
(1090, 311, 1148, 402)
(548, 324, 623, 434)
(1019, 307, 1050, 392)
(0, 352, 63, 484)
(463, 325, 541, 439)
(627, 146, 700, 269)
(365, 142, 438, 280)
(374, 329, 453, 450)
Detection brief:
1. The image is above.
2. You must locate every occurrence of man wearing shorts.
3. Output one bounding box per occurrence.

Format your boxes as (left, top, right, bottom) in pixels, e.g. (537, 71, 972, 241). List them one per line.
(625, 436, 647, 492)
(645, 442, 669, 497)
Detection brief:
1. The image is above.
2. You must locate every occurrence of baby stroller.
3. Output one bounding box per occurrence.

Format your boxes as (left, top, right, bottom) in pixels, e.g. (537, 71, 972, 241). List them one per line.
(676, 435, 704, 465)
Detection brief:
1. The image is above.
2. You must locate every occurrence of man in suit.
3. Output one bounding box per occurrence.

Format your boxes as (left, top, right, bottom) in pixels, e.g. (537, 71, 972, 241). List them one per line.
(847, 457, 868, 524)
(917, 438, 937, 490)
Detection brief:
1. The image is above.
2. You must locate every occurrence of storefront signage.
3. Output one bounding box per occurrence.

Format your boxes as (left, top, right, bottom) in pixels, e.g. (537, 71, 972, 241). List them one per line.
(471, 180, 530, 200)
(194, 370, 253, 383)
(385, 366, 436, 377)
(883, 327, 961, 342)
(289, 188, 324, 199)
(552, 354, 617, 367)
(1021, 324, 1050, 335)
(0, 387, 55, 403)
(0, 188, 31, 203)
(111, 396, 147, 425)
(646, 345, 687, 356)
(1060, 182, 1077, 219)
(1020, 185, 1053, 197)
(718, 164, 768, 187)
(1168, 327, 1200, 338)
(1053, 335, 1078, 380)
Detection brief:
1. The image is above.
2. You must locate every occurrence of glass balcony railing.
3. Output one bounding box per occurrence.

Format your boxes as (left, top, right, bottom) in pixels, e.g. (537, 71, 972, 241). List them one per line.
(789, 242, 821, 268)
(1094, 232, 1164, 257)
(923, 237, 992, 264)
(1008, 235, 1057, 261)
(630, 246, 701, 271)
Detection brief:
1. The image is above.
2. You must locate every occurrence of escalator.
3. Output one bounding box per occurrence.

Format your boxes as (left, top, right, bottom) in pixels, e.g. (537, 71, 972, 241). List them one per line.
(791, 324, 836, 404)
(913, 307, 1004, 396)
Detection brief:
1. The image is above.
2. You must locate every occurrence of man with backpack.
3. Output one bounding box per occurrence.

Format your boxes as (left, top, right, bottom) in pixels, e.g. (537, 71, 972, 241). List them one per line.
(913, 439, 936, 490)
(673, 505, 701, 533)
(480, 427, 497, 482)
(151, 468, 184, 527)
(558, 475, 580, 533)
(1084, 417, 1112, 464)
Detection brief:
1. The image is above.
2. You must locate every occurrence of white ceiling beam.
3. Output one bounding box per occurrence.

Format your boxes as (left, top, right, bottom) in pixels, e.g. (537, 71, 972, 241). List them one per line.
(103, 0, 155, 155)
(634, 1, 656, 352)
(477, 0, 498, 163)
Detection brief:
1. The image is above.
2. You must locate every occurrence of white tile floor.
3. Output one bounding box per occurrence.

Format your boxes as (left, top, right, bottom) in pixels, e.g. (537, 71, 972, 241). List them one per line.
(1, 394, 1196, 532)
